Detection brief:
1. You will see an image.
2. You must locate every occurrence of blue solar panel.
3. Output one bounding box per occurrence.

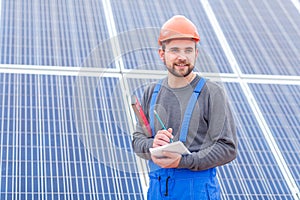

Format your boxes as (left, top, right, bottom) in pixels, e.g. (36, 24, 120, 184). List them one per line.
(0, 73, 144, 199)
(210, 0, 300, 75)
(0, 1, 111, 67)
(249, 83, 300, 189)
(219, 82, 296, 199)
(1, 0, 300, 199)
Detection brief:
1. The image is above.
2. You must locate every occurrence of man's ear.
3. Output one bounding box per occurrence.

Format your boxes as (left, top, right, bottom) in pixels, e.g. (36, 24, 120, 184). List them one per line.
(158, 48, 165, 62)
(195, 47, 199, 58)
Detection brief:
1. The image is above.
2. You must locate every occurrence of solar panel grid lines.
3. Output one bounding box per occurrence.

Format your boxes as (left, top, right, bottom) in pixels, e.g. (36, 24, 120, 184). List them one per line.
(17, 74, 25, 199)
(1, 1, 11, 64)
(98, 80, 124, 200)
(1, 73, 298, 198)
(86, 84, 111, 198)
(61, 1, 97, 66)
(86, 77, 118, 198)
(73, 1, 91, 68)
(203, 1, 294, 195)
(46, 76, 58, 198)
(6, 0, 104, 67)
(12, 74, 19, 199)
(218, 161, 248, 199)
(39, 76, 52, 199)
(0, 74, 134, 198)
(45, 87, 57, 200)
(233, 6, 261, 72)
(247, 0, 299, 76)
(88, 78, 105, 199)
(249, 84, 300, 187)
(58, 77, 89, 200)
(100, 0, 126, 72)
(224, 2, 272, 76)
(73, 76, 145, 199)
(76, 77, 102, 199)
(67, 1, 84, 67)
(1, 0, 300, 199)
(234, 1, 286, 75)
(242, 142, 274, 196)
(41, 76, 50, 199)
(251, 85, 293, 136)
(240, 82, 300, 199)
(44, 75, 67, 200)
(22, 76, 29, 199)
(209, 0, 300, 76)
(220, 82, 293, 199)
(269, 0, 298, 74)
(201, 0, 242, 76)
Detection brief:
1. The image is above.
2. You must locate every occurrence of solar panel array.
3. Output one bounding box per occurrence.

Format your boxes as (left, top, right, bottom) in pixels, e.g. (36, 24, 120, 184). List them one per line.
(0, 0, 299, 199)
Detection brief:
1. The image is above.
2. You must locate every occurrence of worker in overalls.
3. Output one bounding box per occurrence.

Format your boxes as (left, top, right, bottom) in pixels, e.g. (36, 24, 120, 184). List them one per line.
(132, 15, 238, 199)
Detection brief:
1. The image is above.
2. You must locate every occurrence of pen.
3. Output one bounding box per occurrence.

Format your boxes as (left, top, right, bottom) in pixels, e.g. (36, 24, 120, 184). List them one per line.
(153, 110, 173, 143)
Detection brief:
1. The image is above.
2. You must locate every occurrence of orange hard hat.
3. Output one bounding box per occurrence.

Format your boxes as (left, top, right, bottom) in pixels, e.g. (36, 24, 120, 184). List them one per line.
(158, 15, 200, 46)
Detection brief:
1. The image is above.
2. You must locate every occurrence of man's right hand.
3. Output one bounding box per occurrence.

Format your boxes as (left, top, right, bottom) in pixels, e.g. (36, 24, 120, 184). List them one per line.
(152, 128, 173, 148)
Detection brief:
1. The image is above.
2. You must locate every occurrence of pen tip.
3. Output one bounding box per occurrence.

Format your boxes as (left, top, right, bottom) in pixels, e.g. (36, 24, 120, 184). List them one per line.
(153, 110, 157, 114)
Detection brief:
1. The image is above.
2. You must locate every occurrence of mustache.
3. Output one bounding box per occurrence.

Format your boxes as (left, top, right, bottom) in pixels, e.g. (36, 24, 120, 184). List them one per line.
(174, 61, 190, 65)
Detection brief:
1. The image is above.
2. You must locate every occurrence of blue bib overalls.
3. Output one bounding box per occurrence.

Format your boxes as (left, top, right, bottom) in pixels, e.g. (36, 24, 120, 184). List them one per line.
(147, 78, 221, 200)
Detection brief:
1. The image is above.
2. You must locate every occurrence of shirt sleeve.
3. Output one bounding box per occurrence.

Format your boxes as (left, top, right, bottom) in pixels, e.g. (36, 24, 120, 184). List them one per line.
(178, 83, 238, 171)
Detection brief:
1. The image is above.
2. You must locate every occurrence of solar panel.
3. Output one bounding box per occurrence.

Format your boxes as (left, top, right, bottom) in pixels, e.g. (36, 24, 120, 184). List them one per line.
(0, 0, 110, 67)
(1, 0, 300, 199)
(248, 83, 300, 188)
(209, 0, 300, 75)
(219, 82, 295, 199)
(0, 73, 144, 199)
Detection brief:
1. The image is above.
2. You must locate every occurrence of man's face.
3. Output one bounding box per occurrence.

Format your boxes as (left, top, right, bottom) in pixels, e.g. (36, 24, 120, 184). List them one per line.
(159, 39, 198, 77)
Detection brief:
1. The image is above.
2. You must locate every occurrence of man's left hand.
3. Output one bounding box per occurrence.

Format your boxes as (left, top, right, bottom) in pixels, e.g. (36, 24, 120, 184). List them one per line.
(151, 151, 181, 168)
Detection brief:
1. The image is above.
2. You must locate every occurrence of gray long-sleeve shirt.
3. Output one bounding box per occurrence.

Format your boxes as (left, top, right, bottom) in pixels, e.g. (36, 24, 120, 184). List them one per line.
(132, 75, 238, 171)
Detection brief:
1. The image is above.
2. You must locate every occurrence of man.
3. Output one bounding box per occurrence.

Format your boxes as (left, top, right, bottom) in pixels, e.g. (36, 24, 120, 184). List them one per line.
(132, 15, 237, 199)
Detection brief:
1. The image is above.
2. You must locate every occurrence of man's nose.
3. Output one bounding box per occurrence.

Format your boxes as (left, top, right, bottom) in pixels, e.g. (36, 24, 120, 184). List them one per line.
(177, 53, 188, 60)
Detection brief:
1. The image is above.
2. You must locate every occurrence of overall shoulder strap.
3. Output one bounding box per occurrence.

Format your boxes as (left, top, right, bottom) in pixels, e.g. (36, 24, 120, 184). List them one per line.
(149, 79, 163, 137)
(179, 78, 207, 142)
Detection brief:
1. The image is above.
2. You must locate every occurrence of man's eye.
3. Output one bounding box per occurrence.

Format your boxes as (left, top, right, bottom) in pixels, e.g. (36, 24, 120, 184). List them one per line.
(185, 49, 193, 54)
(170, 49, 180, 53)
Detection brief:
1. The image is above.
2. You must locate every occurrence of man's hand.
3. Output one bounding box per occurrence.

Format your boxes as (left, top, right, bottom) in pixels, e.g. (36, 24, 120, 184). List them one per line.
(152, 128, 181, 168)
(151, 151, 181, 168)
(152, 128, 173, 148)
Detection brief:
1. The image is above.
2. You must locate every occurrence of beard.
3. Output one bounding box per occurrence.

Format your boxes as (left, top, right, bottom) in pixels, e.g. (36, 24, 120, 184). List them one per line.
(166, 63, 194, 77)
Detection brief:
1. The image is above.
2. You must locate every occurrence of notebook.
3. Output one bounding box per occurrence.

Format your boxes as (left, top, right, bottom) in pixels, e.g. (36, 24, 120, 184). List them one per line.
(149, 141, 191, 158)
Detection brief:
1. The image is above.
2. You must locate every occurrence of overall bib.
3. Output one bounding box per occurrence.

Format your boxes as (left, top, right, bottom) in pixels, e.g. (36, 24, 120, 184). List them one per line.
(147, 78, 221, 200)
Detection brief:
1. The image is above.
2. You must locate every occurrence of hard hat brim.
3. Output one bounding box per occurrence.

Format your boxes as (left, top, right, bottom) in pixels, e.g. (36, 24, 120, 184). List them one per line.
(159, 35, 200, 45)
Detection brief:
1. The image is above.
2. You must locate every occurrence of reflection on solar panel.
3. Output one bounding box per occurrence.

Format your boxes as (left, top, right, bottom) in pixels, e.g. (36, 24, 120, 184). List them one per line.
(0, 0, 299, 199)
(0, 73, 144, 199)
